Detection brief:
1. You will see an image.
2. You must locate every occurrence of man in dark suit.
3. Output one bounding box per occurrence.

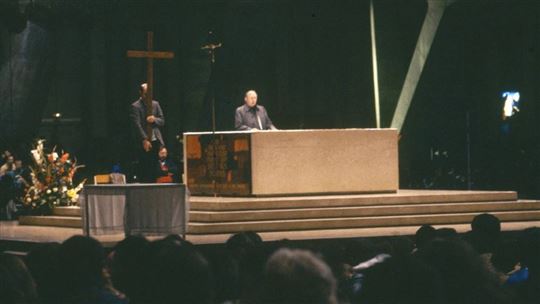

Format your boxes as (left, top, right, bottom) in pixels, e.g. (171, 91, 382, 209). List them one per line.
(155, 146, 179, 183)
(130, 83, 165, 182)
(235, 90, 277, 131)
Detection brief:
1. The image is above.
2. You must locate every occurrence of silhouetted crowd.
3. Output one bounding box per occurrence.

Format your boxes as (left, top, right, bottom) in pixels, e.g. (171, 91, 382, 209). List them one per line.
(0, 150, 29, 220)
(1, 213, 539, 304)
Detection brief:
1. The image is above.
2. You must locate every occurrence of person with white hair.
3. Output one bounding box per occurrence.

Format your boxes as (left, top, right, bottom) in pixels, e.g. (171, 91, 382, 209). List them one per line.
(260, 248, 337, 304)
(235, 90, 277, 131)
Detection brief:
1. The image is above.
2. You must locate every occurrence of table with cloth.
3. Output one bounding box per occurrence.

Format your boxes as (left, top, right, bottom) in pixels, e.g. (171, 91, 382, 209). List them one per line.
(79, 183, 189, 236)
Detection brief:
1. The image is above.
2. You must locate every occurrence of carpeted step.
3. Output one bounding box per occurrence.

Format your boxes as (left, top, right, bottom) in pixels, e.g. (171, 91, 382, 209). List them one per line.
(190, 190, 518, 211)
(18, 216, 82, 228)
(184, 221, 540, 244)
(187, 210, 540, 234)
(190, 200, 540, 222)
(52, 206, 82, 217)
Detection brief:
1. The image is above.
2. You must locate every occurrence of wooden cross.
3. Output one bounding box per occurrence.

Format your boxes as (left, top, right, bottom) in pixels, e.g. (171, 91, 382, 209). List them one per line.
(127, 31, 174, 139)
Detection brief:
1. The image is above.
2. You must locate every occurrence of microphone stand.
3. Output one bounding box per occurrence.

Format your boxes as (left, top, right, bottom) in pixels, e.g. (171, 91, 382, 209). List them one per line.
(201, 32, 222, 196)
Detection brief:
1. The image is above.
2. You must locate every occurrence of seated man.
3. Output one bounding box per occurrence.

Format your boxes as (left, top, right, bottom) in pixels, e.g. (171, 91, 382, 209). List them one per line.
(235, 90, 277, 131)
(155, 147, 179, 183)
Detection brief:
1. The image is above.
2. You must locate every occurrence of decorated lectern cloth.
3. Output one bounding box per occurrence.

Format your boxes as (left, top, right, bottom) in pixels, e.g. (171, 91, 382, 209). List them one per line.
(80, 184, 189, 236)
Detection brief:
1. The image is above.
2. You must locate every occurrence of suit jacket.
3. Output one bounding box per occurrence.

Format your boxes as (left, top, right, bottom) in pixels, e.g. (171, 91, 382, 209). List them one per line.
(130, 99, 165, 146)
(235, 104, 276, 130)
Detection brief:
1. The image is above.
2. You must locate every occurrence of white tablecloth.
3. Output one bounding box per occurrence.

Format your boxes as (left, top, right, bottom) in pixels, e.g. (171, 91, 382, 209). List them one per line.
(79, 184, 189, 236)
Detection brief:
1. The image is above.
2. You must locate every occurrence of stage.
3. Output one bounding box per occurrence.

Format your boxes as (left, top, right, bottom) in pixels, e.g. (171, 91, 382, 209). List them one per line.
(2, 189, 540, 251)
(1, 219, 539, 247)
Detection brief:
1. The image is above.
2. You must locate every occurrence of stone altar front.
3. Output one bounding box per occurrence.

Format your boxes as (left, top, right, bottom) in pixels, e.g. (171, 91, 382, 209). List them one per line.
(184, 129, 398, 196)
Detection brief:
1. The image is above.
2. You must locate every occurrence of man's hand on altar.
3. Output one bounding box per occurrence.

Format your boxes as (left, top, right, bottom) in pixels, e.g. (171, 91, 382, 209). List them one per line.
(146, 115, 156, 123)
(143, 139, 152, 152)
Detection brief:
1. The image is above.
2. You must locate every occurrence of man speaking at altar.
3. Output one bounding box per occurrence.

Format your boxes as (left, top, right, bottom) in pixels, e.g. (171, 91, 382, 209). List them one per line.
(235, 90, 277, 131)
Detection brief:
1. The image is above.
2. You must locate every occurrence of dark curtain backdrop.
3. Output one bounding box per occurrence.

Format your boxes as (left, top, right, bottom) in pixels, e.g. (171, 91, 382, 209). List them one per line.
(400, 0, 540, 197)
(0, 0, 538, 197)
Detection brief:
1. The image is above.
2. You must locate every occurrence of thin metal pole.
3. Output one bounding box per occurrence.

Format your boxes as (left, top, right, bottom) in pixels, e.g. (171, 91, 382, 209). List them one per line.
(370, 0, 381, 128)
(84, 189, 90, 236)
(466, 111, 472, 190)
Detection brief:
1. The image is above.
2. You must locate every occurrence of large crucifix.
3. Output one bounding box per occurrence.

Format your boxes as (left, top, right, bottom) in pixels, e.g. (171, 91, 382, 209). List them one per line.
(127, 31, 174, 139)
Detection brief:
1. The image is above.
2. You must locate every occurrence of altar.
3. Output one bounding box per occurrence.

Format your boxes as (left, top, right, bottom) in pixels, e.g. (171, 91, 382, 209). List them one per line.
(184, 129, 398, 196)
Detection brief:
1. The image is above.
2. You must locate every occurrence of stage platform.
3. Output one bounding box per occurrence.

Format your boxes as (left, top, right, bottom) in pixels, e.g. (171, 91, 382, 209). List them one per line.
(2, 220, 540, 249)
(2, 189, 540, 250)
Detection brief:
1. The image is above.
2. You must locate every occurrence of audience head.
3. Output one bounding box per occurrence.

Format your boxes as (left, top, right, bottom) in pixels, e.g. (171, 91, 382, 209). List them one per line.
(261, 248, 337, 304)
(226, 231, 263, 255)
(415, 225, 436, 250)
(25, 243, 61, 303)
(472, 213, 501, 236)
(415, 238, 507, 304)
(226, 232, 265, 301)
(0, 253, 38, 304)
(109, 235, 150, 299)
(143, 238, 213, 304)
(435, 227, 459, 240)
(58, 235, 105, 289)
(208, 248, 242, 303)
(470, 213, 502, 254)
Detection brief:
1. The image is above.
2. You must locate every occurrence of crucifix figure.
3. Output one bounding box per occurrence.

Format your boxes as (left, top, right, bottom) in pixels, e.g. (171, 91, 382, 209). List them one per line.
(200, 31, 222, 133)
(127, 31, 174, 140)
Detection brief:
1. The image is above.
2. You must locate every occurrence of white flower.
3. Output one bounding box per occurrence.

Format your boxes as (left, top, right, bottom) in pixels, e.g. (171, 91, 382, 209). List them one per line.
(62, 186, 67, 192)
(31, 149, 43, 166)
(46, 189, 52, 194)
(53, 187, 58, 192)
(75, 181, 85, 192)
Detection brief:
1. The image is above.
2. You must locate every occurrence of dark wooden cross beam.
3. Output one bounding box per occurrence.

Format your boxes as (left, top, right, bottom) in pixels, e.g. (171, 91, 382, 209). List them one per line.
(127, 31, 174, 139)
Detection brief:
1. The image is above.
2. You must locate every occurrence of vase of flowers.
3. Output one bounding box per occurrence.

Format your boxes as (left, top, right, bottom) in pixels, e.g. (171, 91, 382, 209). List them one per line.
(22, 139, 85, 215)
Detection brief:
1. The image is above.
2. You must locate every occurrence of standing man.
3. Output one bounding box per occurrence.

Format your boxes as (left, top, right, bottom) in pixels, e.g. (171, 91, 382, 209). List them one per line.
(130, 83, 165, 182)
(235, 90, 277, 131)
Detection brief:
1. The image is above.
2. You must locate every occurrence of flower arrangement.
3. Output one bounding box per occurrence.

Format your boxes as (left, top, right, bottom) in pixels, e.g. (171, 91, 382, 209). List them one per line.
(23, 139, 86, 214)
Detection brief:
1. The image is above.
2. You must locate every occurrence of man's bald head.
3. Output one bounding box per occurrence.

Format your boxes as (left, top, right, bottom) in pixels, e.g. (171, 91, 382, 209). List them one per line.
(244, 90, 258, 108)
(140, 83, 148, 99)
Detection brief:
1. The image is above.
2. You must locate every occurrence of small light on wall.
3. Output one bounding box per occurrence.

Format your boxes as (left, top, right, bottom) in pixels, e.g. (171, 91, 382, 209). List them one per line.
(53, 112, 62, 119)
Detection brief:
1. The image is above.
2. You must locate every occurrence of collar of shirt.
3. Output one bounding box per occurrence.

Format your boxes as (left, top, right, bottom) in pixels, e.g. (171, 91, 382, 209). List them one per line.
(243, 104, 259, 112)
(139, 98, 152, 107)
